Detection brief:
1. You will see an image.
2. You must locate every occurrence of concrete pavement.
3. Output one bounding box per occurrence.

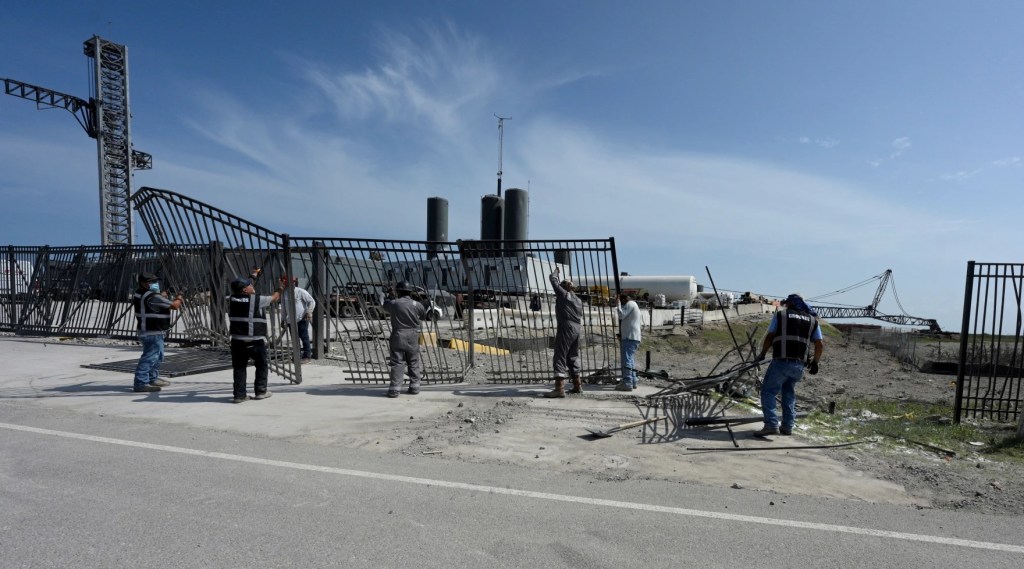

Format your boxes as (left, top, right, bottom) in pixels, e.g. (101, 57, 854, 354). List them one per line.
(0, 335, 920, 506)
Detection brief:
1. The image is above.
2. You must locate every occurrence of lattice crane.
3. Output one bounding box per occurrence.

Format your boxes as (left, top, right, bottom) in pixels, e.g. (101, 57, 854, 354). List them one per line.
(811, 269, 942, 332)
(3, 35, 152, 246)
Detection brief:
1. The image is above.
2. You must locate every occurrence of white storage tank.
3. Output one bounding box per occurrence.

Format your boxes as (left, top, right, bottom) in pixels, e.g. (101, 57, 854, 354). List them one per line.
(600, 275, 698, 301)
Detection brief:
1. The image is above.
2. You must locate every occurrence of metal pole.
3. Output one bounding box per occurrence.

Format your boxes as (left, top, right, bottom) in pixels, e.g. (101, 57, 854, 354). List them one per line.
(495, 114, 510, 197)
(954, 261, 975, 423)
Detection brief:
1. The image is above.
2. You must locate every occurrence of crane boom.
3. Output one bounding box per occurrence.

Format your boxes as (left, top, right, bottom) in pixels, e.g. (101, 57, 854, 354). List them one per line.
(810, 269, 942, 332)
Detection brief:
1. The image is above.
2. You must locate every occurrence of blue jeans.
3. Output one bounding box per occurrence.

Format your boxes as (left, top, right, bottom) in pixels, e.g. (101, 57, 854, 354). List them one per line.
(134, 334, 165, 388)
(297, 319, 311, 359)
(760, 359, 805, 429)
(621, 339, 641, 387)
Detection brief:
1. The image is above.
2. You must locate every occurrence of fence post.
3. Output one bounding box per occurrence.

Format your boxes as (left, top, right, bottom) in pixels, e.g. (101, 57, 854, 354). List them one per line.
(105, 245, 131, 334)
(312, 240, 326, 360)
(5, 246, 15, 332)
(208, 240, 226, 345)
(954, 261, 976, 423)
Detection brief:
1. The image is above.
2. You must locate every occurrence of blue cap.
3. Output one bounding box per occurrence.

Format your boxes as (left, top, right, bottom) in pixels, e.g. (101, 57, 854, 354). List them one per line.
(230, 277, 252, 294)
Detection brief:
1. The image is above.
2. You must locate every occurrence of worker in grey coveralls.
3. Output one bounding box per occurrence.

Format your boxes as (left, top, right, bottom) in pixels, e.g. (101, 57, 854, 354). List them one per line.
(383, 281, 429, 398)
(545, 266, 584, 398)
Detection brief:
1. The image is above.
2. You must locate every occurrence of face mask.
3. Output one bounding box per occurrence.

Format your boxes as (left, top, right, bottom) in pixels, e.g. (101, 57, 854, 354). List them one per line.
(148, 283, 160, 293)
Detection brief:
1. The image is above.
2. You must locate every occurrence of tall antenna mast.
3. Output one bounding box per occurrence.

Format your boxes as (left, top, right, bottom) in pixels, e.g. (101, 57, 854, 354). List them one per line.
(495, 114, 510, 197)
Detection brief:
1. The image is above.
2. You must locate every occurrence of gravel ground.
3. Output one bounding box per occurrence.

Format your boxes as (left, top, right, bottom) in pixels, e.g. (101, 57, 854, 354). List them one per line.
(641, 317, 1024, 516)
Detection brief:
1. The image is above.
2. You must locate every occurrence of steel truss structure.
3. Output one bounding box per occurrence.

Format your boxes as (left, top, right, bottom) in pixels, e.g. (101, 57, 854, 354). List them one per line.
(3, 35, 152, 246)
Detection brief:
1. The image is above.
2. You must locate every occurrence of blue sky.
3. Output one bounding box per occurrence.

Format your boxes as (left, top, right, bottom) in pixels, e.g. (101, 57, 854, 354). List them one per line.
(2, 1, 1022, 331)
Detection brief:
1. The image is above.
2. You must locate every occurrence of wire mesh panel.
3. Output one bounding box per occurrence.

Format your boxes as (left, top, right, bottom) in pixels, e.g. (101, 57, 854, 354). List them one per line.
(455, 239, 620, 384)
(132, 186, 301, 384)
(289, 238, 467, 384)
(955, 261, 1024, 423)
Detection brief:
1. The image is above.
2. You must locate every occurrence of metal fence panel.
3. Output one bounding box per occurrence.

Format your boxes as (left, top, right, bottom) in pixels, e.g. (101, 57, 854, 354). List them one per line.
(132, 187, 301, 384)
(4, 188, 624, 388)
(287, 238, 467, 383)
(956, 261, 1024, 422)
(455, 239, 621, 384)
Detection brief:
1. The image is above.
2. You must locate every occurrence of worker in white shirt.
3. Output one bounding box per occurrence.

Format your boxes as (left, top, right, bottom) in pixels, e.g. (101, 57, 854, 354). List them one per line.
(279, 276, 316, 362)
(615, 293, 643, 391)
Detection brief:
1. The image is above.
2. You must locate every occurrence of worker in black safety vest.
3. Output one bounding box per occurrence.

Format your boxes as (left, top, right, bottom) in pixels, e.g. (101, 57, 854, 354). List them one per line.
(753, 293, 824, 437)
(227, 269, 282, 404)
(132, 272, 184, 393)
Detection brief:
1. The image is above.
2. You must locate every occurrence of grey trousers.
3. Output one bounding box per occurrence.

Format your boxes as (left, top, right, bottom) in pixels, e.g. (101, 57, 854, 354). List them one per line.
(388, 331, 423, 391)
(553, 323, 581, 378)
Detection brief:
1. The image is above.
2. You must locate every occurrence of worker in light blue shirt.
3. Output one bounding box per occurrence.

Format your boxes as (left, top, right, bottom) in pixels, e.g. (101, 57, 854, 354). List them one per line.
(615, 293, 643, 391)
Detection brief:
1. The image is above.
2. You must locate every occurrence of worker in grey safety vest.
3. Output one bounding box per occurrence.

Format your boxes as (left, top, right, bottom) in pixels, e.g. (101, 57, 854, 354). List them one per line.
(754, 293, 824, 437)
(132, 272, 184, 393)
(383, 281, 435, 398)
(545, 266, 584, 398)
(227, 270, 282, 404)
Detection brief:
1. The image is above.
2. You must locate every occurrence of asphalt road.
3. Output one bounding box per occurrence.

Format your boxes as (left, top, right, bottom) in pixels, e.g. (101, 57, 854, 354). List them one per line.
(1, 403, 1022, 569)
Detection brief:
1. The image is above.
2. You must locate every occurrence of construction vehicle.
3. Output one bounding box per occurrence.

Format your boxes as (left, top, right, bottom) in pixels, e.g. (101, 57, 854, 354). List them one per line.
(740, 291, 767, 304)
(580, 285, 611, 306)
(620, 288, 650, 308)
(328, 283, 387, 319)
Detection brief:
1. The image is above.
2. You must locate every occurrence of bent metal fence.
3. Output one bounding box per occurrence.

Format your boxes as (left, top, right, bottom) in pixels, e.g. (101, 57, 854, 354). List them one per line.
(2, 187, 624, 388)
(956, 261, 1024, 425)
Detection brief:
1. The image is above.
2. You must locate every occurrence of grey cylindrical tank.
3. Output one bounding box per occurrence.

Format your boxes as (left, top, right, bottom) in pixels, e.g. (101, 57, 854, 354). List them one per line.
(481, 195, 504, 241)
(426, 197, 448, 259)
(554, 249, 571, 275)
(503, 188, 528, 256)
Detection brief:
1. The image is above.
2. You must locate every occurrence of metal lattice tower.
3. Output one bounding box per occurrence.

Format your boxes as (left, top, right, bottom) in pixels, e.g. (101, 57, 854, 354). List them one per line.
(86, 37, 134, 246)
(3, 35, 151, 246)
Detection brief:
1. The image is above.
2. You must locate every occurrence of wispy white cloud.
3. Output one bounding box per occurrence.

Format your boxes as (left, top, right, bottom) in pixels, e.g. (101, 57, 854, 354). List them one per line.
(939, 169, 982, 181)
(298, 22, 501, 138)
(790, 136, 840, 148)
(939, 156, 1020, 181)
(889, 137, 911, 159)
(992, 156, 1021, 167)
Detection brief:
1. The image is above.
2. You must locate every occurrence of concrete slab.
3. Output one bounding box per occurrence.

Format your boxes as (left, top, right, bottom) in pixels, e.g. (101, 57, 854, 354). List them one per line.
(0, 336, 922, 507)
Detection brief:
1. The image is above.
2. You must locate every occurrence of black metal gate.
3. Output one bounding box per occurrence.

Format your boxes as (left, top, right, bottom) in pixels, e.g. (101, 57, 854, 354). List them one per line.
(955, 261, 1024, 423)
(3, 187, 624, 388)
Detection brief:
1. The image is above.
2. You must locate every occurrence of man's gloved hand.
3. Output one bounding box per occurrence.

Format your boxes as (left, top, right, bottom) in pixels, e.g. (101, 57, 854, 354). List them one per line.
(754, 353, 766, 362)
(808, 361, 819, 375)
(303, 312, 312, 321)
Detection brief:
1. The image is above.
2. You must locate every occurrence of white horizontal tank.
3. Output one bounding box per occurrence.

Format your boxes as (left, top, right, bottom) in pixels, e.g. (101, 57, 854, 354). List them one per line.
(597, 275, 698, 301)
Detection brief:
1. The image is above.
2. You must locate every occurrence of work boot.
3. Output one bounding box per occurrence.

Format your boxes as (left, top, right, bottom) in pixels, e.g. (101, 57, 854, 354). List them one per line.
(779, 426, 793, 436)
(133, 384, 161, 393)
(568, 377, 583, 394)
(543, 379, 566, 398)
(614, 382, 633, 392)
(150, 379, 171, 387)
(752, 426, 779, 437)
(254, 391, 272, 400)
